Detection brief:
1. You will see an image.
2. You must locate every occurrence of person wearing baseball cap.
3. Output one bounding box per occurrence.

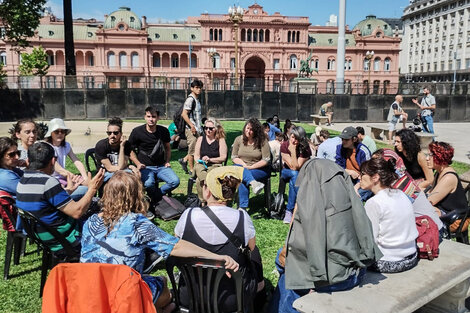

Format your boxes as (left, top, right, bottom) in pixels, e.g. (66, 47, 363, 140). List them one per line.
(174, 165, 265, 311)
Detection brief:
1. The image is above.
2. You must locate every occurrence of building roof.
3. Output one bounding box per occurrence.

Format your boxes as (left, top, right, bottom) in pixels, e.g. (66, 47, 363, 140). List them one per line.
(37, 24, 98, 41)
(104, 7, 142, 30)
(353, 15, 393, 36)
(147, 26, 201, 42)
(308, 33, 356, 47)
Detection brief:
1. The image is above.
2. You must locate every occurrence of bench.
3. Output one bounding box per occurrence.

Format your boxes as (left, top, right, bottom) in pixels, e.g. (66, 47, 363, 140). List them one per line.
(310, 114, 329, 126)
(368, 125, 392, 141)
(293, 239, 470, 313)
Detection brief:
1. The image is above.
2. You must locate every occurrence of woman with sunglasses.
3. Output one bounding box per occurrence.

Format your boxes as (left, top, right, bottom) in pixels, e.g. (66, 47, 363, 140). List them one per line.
(0, 137, 23, 197)
(11, 119, 38, 168)
(359, 157, 418, 273)
(45, 118, 88, 200)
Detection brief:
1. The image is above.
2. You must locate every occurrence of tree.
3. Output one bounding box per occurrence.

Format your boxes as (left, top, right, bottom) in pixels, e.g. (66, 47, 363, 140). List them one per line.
(0, 62, 6, 87)
(63, 0, 76, 76)
(0, 0, 47, 48)
(18, 46, 49, 76)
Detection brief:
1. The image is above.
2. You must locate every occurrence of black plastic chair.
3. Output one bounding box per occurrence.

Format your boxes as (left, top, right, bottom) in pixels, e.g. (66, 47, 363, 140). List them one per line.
(85, 148, 99, 174)
(17, 208, 80, 297)
(166, 256, 248, 313)
(187, 158, 229, 196)
(439, 184, 470, 244)
(0, 193, 27, 280)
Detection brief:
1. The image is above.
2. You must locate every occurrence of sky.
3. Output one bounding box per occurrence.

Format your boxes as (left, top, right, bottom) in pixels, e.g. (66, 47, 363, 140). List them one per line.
(45, 0, 411, 27)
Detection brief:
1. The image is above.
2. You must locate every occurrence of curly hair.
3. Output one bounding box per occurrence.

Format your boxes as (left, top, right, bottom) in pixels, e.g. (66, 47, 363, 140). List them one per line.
(360, 158, 398, 188)
(395, 128, 421, 161)
(242, 117, 266, 150)
(429, 141, 454, 166)
(218, 175, 242, 201)
(205, 117, 226, 140)
(100, 171, 149, 234)
(108, 117, 123, 132)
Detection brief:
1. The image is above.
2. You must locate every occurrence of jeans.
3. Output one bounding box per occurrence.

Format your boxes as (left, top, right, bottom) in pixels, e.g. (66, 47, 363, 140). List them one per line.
(141, 166, 180, 203)
(423, 115, 434, 134)
(70, 185, 88, 201)
(235, 165, 270, 208)
(103, 169, 132, 183)
(281, 169, 299, 212)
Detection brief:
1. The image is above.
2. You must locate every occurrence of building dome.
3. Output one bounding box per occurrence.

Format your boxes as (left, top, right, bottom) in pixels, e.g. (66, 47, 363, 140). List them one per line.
(104, 7, 142, 30)
(353, 15, 393, 37)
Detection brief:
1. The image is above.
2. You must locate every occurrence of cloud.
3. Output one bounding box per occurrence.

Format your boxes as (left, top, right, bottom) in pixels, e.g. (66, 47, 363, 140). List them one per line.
(146, 16, 186, 24)
(45, 0, 63, 18)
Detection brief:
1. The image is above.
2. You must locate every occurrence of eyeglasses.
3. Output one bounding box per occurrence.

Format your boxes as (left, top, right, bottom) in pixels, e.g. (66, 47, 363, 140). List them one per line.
(106, 131, 120, 136)
(7, 150, 21, 158)
(53, 129, 66, 134)
(204, 127, 215, 131)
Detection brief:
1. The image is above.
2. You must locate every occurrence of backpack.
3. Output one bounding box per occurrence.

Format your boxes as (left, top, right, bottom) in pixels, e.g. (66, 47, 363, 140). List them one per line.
(269, 193, 285, 220)
(415, 215, 440, 260)
(183, 193, 201, 209)
(153, 196, 187, 221)
(173, 96, 196, 140)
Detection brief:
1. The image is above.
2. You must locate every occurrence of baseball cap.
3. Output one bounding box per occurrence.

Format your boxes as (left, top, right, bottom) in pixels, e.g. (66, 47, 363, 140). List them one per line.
(339, 126, 358, 139)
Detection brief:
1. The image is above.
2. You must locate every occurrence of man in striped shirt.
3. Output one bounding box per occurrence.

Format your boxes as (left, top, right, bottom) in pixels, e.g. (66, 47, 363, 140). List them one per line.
(16, 142, 104, 252)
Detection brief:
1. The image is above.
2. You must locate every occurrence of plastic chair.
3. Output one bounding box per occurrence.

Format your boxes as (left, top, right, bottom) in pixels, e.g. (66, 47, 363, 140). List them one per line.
(166, 256, 249, 313)
(0, 192, 27, 280)
(85, 147, 99, 174)
(17, 208, 80, 297)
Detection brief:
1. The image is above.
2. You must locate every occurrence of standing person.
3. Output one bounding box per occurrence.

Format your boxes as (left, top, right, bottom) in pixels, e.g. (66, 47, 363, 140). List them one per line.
(280, 126, 311, 224)
(94, 117, 137, 182)
(11, 119, 38, 168)
(412, 87, 436, 134)
(319, 101, 334, 126)
(360, 158, 418, 273)
(356, 126, 377, 154)
(387, 95, 408, 143)
(231, 118, 271, 210)
(178, 79, 204, 175)
(128, 107, 180, 213)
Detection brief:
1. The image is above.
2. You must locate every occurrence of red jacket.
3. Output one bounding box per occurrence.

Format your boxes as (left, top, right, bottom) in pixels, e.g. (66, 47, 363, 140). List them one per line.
(42, 263, 156, 313)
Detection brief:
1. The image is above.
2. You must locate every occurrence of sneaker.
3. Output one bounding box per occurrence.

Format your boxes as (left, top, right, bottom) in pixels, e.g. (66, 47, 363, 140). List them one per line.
(142, 250, 163, 274)
(250, 180, 265, 195)
(145, 211, 155, 220)
(283, 211, 293, 224)
(178, 158, 189, 174)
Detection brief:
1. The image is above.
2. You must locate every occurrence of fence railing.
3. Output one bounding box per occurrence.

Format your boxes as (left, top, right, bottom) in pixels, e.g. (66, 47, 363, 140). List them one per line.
(1, 75, 469, 95)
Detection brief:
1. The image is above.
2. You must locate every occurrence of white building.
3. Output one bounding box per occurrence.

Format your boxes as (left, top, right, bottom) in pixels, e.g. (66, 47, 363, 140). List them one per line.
(400, 0, 470, 82)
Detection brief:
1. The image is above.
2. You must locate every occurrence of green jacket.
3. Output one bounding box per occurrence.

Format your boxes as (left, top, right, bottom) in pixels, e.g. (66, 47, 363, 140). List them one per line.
(285, 159, 382, 290)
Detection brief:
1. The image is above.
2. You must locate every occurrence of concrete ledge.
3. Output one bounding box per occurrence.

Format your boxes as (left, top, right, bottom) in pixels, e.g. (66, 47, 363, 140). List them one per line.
(311, 114, 329, 126)
(293, 240, 470, 313)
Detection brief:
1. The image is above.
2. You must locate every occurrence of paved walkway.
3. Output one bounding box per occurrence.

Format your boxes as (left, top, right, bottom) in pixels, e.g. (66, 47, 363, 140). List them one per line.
(1, 120, 469, 164)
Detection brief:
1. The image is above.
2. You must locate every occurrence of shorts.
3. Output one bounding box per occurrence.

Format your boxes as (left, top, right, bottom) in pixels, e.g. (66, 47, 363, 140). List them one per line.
(320, 109, 326, 116)
(185, 128, 198, 155)
(388, 115, 400, 131)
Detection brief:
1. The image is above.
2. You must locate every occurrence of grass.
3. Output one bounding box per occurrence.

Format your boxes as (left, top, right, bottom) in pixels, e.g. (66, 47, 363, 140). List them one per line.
(1, 120, 469, 313)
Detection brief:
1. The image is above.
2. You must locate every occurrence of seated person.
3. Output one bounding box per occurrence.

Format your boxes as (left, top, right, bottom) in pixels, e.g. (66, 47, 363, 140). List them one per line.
(11, 119, 38, 168)
(309, 127, 329, 157)
(16, 142, 104, 253)
(269, 132, 287, 171)
(95, 117, 137, 182)
(281, 126, 311, 224)
(231, 118, 271, 209)
(175, 166, 264, 312)
(316, 135, 341, 162)
(265, 117, 281, 141)
(356, 126, 377, 154)
(80, 171, 239, 313)
(426, 142, 469, 232)
(319, 101, 334, 126)
(0, 137, 23, 197)
(360, 158, 419, 273)
(168, 121, 180, 149)
(272, 114, 281, 129)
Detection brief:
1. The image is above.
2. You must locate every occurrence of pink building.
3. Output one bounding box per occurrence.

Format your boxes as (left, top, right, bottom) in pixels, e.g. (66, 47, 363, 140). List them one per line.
(0, 4, 400, 93)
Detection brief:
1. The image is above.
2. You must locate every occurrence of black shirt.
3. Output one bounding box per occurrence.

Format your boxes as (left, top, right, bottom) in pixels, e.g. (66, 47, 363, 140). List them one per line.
(94, 138, 132, 166)
(128, 124, 170, 166)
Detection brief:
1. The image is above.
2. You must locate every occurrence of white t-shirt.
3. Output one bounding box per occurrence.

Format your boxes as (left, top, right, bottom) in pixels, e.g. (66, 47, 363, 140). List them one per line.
(364, 188, 418, 262)
(174, 205, 255, 246)
(52, 142, 71, 180)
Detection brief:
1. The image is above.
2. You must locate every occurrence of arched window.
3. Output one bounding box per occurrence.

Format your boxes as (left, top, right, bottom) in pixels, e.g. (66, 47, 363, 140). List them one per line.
(0, 51, 6, 65)
(363, 58, 370, 71)
(119, 52, 127, 68)
(253, 29, 258, 42)
(292, 31, 295, 42)
(311, 58, 319, 70)
(288, 31, 291, 42)
(171, 54, 179, 68)
(153, 53, 161, 67)
(297, 31, 300, 43)
(219, 29, 222, 41)
(107, 52, 115, 67)
(247, 29, 252, 41)
(384, 58, 391, 71)
(214, 29, 218, 41)
(213, 53, 220, 69)
(86, 52, 94, 66)
(289, 54, 297, 69)
(327, 58, 335, 70)
(344, 59, 352, 71)
(373, 57, 381, 71)
(241, 29, 246, 41)
(326, 79, 335, 94)
(46, 51, 54, 65)
(190, 53, 197, 68)
(259, 29, 264, 42)
(209, 29, 213, 41)
(131, 52, 139, 68)
(265, 29, 270, 42)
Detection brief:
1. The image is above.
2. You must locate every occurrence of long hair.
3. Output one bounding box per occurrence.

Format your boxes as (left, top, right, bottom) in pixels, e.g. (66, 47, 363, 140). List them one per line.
(205, 117, 226, 140)
(242, 117, 266, 150)
(10, 119, 38, 141)
(360, 158, 398, 188)
(395, 128, 421, 161)
(290, 126, 309, 154)
(0, 137, 17, 168)
(100, 171, 149, 234)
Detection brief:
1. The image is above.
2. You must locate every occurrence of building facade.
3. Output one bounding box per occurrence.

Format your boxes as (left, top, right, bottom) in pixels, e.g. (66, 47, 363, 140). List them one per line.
(0, 4, 401, 93)
(400, 0, 470, 83)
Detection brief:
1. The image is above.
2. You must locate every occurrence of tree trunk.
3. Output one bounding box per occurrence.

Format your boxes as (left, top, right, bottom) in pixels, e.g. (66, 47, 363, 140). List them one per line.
(63, 0, 76, 79)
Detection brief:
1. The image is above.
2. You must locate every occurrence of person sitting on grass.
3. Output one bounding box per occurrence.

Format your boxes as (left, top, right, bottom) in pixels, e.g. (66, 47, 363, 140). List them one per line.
(11, 119, 38, 168)
(356, 126, 377, 154)
(309, 127, 329, 157)
(80, 171, 239, 313)
(360, 158, 418, 273)
(175, 166, 265, 312)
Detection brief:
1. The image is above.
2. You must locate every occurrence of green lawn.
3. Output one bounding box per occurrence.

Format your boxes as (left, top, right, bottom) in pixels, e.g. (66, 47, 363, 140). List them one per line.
(0, 120, 469, 313)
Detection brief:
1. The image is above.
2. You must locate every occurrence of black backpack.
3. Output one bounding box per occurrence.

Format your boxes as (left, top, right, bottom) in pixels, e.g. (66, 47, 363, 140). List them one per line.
(173, 95, 196, 140)
(270, 193, 286, 220)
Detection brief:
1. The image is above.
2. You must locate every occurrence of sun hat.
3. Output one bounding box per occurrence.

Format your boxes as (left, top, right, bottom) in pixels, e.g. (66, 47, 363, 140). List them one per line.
(205, 166, 244, 202)
(339, 126, 358, 139)
(45, 118, 72, 137)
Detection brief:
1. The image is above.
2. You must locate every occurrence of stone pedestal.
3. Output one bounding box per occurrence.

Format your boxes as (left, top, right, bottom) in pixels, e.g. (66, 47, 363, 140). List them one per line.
(294, 78, 317, 94)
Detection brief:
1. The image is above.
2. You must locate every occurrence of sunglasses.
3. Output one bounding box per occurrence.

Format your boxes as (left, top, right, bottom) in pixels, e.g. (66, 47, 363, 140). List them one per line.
(106, 131, 120, 136)
(204, 127, 215, 131)
(53, 129, 67, 134)
(7, 150, 21, 158)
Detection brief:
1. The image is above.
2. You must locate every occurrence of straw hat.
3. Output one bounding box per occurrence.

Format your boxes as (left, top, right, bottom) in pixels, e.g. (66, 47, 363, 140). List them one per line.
(206, 166, 244, 202)
(45, 118, 72, 137)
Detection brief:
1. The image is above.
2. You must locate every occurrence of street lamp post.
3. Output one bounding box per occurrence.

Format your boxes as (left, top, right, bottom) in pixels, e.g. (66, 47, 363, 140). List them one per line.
(228, 5, 243, 90)
(365, 50, 374, 94)
(207, 47, 217, 90)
